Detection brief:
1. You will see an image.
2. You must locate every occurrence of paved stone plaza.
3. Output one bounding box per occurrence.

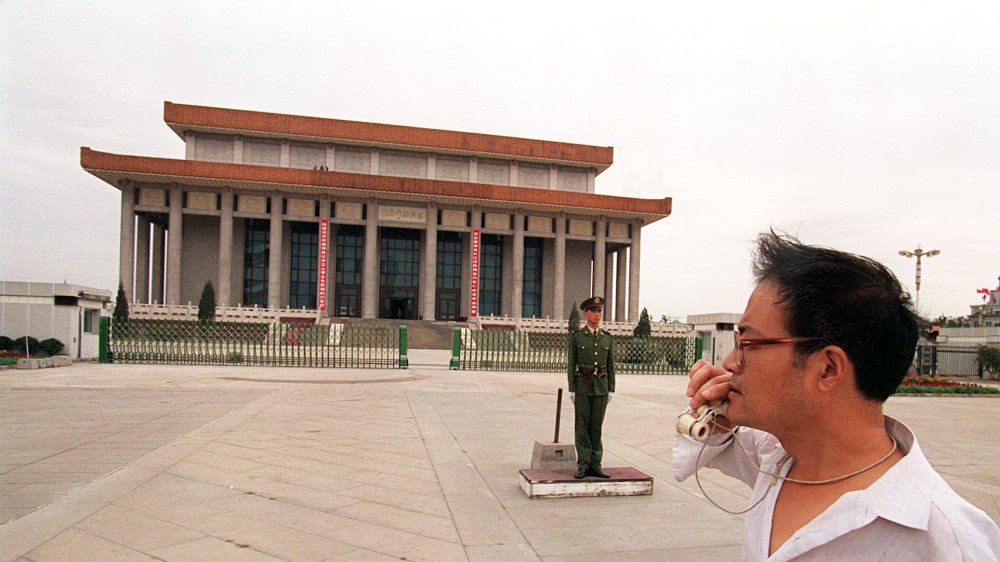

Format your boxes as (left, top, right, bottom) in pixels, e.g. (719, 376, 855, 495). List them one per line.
(2, 353, 998, 561)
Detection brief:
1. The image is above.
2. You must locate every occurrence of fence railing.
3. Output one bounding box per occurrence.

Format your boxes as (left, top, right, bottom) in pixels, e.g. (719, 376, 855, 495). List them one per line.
(914, 344, 983, 377)
(474, 315, 694, 337)
(452, 328, 698, 374)
(102, 319, 405, 368)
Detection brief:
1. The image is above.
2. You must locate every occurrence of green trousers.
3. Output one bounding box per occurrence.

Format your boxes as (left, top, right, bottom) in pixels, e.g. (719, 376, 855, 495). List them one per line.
(574, 394, 609, 470)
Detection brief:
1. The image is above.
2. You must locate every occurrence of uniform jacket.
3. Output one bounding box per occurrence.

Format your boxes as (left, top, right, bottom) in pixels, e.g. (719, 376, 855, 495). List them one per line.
(567, 325, 616, 395)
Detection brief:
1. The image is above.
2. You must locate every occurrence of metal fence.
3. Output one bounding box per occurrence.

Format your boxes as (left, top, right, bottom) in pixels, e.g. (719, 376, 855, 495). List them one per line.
(914, 345, 982, 377)
(101, 318, 405, 368)
(452, 328, 699, 374)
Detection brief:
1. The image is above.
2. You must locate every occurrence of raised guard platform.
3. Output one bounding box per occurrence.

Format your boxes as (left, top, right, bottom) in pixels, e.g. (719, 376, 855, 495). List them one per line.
(518, 467, 653, 499)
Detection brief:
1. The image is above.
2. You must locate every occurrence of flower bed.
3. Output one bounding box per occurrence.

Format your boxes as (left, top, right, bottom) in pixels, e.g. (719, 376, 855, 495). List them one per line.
(896, 375, 999, 395)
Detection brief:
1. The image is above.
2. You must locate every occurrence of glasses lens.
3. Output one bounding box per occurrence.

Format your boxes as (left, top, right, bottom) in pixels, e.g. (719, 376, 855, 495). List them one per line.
(733, 331, 742, 365)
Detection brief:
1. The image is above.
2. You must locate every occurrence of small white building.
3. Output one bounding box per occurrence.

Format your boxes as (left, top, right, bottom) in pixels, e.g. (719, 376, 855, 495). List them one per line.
(0, 281, 111, 359)
(687, 312, 740, 365)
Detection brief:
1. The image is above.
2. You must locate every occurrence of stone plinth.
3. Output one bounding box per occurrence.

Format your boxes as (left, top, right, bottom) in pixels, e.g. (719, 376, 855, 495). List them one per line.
(518, 467, 653, 498)
(530, 440, 576, 469)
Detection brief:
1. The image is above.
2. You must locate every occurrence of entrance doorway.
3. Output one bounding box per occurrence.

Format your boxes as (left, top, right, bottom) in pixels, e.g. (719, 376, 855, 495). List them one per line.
(379, 228, 420, 319)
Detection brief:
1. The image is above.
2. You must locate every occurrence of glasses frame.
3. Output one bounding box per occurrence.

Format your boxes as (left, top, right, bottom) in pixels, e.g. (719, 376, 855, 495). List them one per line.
(733, 331, 830, 366)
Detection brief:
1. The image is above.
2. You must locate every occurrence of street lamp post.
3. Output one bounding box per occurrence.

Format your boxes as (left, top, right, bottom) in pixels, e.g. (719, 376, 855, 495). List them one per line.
(898, 245, 940, 312)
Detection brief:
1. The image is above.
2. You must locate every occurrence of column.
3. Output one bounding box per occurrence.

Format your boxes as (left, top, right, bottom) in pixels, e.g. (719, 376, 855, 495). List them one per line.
(553, 213, 566, 319)
(218, 189, 234, 307)
(119, 183, 135, 301)
(615, 249, 627, 322)
(604, 249, 614, 322)
(166, 186, 183, 304)
(593, 217, 606, 298)
(279, 140, 290, 167)
(628, 220, 643, 321)
(469, 157, 478, 183)
(151, 223, 165, 304)
(267, 193, 283, 308)
(325, 144, 336, 170)
(184, 131, 195, 159)
(511, 211, 524, 317)
(548, 165, 558, 189)
(465, 206, 482, 317)
(427, 154, 437, 180)
(362, 198, 379, 318)
(135, 215, 150, 303)
(320, 196, 334, 314)
(369, 148, 379, 175)
(233, 136, 244, 163)
(421, 202, 437, 320)
(510, 161, 519, 186)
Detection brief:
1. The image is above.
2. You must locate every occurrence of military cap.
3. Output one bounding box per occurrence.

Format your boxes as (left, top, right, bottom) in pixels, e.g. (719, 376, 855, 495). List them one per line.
(580, 296, 605, 311)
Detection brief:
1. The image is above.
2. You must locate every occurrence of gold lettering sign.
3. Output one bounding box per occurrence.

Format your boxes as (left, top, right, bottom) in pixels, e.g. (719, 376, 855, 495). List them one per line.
(378, 205, 426, 223)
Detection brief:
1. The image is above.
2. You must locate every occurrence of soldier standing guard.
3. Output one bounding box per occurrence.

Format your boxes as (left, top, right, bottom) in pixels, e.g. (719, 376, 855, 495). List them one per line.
(567, 296, 616, 479)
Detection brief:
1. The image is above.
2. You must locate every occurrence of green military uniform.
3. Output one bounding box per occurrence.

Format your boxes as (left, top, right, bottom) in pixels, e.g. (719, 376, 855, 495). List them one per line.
(567, 297, 616, 473)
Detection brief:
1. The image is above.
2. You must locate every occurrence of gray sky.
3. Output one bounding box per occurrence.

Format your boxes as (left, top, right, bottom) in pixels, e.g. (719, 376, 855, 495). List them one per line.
(2, 1, 997, 320)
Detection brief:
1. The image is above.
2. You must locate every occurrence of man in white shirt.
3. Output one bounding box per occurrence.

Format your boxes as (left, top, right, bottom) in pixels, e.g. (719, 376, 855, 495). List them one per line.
(674, 231, 1000, 561)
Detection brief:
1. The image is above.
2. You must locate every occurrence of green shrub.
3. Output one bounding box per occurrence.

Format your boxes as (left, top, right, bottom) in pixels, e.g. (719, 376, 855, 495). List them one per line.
(568, 304, 580, 332)
(633, 308, 652, 337)
(113, 281, 129, 322)
(977, 345, 1000, 379)
(198, 281, 216, 322)
(0, 336, 14, 351)
(13, 336, 40, 355)
(38, 338, 65, 356)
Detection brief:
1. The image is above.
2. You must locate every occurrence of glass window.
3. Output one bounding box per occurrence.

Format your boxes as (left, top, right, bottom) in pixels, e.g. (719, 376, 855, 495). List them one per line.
(289, 222, 318, 308)
(479, 234, 502, 316)
(83, 309, 100, 334)
(243, 219, 269, 306)
(523, 237, 542, 317)
(335, 225, 363, 317)
(436, 231, 462, 320)
(379, 228, 420, 319)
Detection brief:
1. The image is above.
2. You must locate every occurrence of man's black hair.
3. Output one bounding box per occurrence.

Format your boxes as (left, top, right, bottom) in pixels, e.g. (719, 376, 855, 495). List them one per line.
(751, 230, 920, 401)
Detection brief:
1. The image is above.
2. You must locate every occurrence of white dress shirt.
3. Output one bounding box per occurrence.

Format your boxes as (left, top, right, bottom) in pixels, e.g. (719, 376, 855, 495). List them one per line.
(673, 417, 1000, 561)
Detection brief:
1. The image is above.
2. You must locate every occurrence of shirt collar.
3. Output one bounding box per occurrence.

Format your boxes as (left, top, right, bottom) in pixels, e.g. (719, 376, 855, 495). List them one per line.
(841, 417, 934, 530)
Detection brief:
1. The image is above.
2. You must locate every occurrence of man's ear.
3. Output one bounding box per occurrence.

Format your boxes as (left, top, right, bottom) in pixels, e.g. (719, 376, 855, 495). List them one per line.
(813, 345, 852, 393)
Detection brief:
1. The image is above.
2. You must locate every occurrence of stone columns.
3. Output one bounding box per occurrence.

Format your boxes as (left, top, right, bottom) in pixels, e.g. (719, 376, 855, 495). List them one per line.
(320, 197, 333, 314)
(118, 183, 135, 302)
(421, 202, 437, 320)
(553, 213, 566, 320)
(628, 220, 643, 321)
(218, 189, 234, 307)
(267, 193, 283, 308)
(135, 215, 150, 303)
(593, 217, 606, 298)
(511, 211, 524, 318)
(604, 249, 614, 322)
(166, 186, 183, 304)
(362, 199, 379, 318)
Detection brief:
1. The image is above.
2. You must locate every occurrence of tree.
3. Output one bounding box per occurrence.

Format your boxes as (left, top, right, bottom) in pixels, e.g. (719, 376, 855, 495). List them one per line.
(633, 307, 652, 337)
(198, 281, 216, 321)
(113, 281, 129, 322)
(978, 345, 1000, 380)
(568, 303, 581, 332)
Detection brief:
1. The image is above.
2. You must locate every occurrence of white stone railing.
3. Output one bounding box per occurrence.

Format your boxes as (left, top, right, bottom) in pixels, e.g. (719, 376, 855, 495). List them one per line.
(128, 302, 320, 323)
(474, 315, 693, 336)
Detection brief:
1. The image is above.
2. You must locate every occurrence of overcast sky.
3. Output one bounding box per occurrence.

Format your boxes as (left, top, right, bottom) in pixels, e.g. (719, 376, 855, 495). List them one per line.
(2, 1, 997, 320)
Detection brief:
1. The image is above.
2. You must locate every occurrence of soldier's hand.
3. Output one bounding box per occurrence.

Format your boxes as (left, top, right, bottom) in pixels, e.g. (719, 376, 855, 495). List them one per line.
(608, 392, 614, 402)
(569, 392, 575, 403)
(686, 359, 733, 409)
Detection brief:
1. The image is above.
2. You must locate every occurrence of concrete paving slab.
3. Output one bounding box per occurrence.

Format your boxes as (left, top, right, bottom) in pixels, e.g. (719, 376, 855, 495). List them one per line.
(1, 361, 998, 561)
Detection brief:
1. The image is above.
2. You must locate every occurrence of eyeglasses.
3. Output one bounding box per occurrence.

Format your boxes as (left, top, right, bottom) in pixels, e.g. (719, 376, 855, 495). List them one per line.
(733, 331, 830, 366)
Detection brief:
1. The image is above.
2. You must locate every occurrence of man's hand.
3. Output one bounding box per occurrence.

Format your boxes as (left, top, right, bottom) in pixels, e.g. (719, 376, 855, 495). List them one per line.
(608, 392, 614, 402)
(686, 359, 733, 409)
(569, 392, 575, 403)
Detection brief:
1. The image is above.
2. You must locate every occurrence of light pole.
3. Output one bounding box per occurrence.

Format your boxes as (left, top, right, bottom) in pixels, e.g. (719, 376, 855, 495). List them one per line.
(898, 245, 940, 312)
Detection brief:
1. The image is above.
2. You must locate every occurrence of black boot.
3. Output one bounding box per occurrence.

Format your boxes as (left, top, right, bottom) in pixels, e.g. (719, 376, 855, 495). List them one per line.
(587, 467, 611, 478)
(574, 468, 587, 479)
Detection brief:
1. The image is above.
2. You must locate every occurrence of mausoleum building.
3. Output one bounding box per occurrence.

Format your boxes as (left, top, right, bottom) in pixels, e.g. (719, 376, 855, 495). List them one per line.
(81, 102, 671, 322)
